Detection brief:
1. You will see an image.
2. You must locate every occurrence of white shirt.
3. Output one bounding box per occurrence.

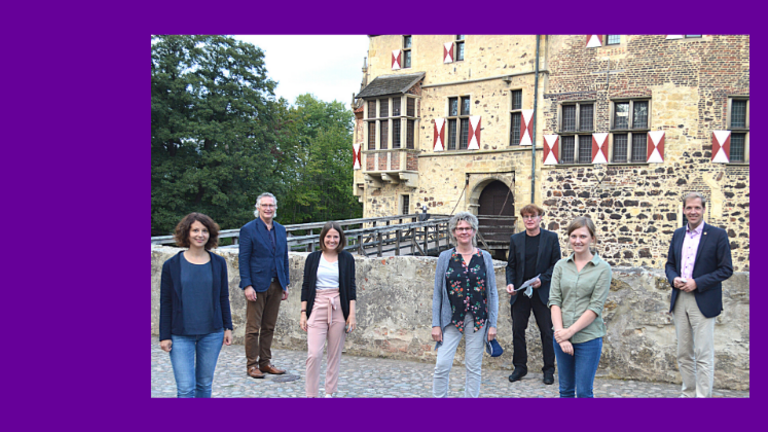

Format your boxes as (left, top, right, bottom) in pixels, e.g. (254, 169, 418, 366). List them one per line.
(315, 255, 339, 290)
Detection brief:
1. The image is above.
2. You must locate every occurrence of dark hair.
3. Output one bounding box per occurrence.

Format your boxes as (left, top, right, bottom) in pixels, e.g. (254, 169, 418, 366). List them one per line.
(520, 204, 544, 217)
(319, 221, 346, 253)
(174, 213, 220, 250)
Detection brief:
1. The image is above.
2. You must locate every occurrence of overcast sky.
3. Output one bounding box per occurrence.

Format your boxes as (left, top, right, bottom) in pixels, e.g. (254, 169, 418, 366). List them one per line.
(234, 35, 370, 107)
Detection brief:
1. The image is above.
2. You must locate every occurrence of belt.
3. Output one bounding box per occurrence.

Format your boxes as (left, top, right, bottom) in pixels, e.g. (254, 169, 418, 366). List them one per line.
(316, 290, 340, 326)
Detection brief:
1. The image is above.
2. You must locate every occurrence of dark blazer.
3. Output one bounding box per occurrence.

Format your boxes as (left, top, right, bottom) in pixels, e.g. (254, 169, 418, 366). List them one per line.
(238, 217, 290, 292)
(665, 222, 733, 318)
(159, 251, 233, 341)
(301, 251, 357, 321)
(506, 229, 562, 306)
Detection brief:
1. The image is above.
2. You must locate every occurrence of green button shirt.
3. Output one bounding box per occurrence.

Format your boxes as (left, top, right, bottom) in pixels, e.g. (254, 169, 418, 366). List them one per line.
(548, 253, 612, 344)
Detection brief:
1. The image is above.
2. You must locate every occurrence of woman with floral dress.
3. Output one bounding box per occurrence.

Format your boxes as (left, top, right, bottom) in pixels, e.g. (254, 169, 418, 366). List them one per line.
(432, 212, 499, 397)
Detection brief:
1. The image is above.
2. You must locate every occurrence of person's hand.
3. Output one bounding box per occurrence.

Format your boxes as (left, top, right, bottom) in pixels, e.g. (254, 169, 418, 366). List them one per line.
(346, 314, 357, 333)
(300, 312, 308, 332)
(673, 277, 685, 289)
(506, 284, 516, 295)
(488, 326, 497, 341)
(682, 279, 697, 293)
(160, 339, 172, 352)
(531, 278, 541, 289)
(554, 328, 572, 344)
(431, 326, 443, 342)
(559, 341, 574, 356)
(244, 286, 257, 302)
(282, 290, 289, 301)
(223, 330, 232, 346)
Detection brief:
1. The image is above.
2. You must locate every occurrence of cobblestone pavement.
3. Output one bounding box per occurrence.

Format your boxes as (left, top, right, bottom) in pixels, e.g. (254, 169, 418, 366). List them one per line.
(151, 337, 748, 398)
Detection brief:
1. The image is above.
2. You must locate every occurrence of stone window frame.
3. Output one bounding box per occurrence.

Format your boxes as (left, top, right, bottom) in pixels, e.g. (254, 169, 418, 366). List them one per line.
(365, 96, 417, 151)
(455, 35, 466, 62)
(509, 89, 523, 146)
(401, 194, 410, 215)
(727, 96, 749, 163)
(446, 95, 472, 151)
(403, 36, 412, 69)
(605, 35, 621, 45)
(557, 100, 595, 164)
(609, 98, 652, 164)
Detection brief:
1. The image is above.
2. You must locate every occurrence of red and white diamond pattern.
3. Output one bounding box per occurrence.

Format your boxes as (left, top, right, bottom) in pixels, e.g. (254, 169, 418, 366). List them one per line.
(520, 109, 534, 146)
(647, 131, 665, 163)
(712, 130, 731, 163)
(543, 135, 559, 165)
(443, 43, 453, 63)
(353, 143, 362, 170)
(433, 118, 445, 151)
(392, 50, 401, 70)
(468, 116, 481, 150)
(591, 133, 609, 164)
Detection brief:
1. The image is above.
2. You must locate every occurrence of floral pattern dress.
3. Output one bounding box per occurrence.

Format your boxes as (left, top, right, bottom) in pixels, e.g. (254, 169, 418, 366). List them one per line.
(445, 248, 488, 333)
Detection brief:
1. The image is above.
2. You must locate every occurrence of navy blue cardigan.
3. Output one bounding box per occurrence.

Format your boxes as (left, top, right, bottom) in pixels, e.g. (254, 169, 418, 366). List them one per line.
(159, 251, 233, 341)
(301, 251, 357, 320)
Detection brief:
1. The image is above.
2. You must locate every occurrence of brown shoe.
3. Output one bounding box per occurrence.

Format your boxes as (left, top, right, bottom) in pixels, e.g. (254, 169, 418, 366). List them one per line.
(248, 367, 265, 379)
(259, 364, 286, 375)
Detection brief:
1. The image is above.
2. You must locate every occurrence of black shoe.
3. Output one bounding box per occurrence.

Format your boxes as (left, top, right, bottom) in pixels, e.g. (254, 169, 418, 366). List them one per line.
(543, 369, 555, 385)
(508, 369, 527, 383)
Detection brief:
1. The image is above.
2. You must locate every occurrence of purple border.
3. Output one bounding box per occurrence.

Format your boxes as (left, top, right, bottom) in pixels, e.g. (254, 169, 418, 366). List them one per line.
(145, 2, 759, 431)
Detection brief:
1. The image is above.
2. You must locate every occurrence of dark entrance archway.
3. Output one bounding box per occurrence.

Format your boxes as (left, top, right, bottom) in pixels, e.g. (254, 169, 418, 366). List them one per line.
(478, 180, 514, 217)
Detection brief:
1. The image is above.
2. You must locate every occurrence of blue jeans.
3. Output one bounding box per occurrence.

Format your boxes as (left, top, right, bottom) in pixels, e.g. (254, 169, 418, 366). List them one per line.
(553, 337, 602, 398)
(169, 330, 225, 398)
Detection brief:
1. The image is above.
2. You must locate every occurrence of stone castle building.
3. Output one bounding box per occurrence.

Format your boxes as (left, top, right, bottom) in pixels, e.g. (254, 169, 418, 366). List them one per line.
(351, 35, 749, 270)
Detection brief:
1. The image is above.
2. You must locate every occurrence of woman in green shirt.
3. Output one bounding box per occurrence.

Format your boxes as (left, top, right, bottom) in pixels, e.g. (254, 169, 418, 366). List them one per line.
(548, 216, 611, 398)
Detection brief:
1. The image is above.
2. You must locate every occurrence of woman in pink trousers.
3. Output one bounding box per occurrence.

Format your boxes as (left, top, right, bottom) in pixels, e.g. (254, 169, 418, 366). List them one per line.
(300, 221, 357, 397)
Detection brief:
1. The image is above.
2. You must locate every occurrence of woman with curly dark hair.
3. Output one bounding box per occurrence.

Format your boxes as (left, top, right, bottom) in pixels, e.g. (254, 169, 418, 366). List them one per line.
(159, 212, 233, 398)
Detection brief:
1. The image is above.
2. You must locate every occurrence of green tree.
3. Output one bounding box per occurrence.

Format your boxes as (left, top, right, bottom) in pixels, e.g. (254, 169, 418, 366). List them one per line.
(151, 35, 290, 235)
(281, 94, 362, 224)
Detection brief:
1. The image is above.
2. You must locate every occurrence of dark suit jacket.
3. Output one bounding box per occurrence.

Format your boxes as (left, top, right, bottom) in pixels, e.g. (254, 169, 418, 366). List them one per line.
(301, 251, 357, 321)
(238, 217, 290, 292)
(506, 229, 562, 305)
(665, 222, 733, 318)
(159, 251, 233, 341)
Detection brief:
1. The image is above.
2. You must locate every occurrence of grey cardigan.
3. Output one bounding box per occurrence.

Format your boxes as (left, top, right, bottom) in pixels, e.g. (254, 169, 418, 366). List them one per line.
(432, 248, 499, 345)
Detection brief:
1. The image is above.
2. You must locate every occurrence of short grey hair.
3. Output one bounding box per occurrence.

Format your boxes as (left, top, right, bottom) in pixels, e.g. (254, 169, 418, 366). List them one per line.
(682, 192, 707, 209)
(254, 192, 278, 218)
(448, 211, 479, 247)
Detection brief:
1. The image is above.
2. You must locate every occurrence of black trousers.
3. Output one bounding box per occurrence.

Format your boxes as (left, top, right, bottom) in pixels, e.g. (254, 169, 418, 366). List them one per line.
(511, 293, 555, 373)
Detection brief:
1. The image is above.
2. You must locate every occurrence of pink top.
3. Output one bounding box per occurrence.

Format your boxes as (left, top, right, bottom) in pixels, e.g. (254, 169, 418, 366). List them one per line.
(681, 222, 705, 280)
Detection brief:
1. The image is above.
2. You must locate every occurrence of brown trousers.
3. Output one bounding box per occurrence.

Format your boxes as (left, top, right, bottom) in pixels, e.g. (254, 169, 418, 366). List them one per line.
(245, 280, 283, 370)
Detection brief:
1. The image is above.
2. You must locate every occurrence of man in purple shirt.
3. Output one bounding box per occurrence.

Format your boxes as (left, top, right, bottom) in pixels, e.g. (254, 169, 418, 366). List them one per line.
(665, 192, 733, 397)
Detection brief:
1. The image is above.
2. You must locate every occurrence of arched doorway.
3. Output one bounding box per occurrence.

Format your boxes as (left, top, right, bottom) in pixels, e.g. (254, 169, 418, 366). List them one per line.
(476, 180, 516, 260)
(478, 180, 514, 217)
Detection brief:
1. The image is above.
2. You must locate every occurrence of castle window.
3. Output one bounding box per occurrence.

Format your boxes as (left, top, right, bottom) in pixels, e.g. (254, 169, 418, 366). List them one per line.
(455, 35, 465, 61)
(610, 99, 650, 163)
(366, 96, 418, 151)
(606, 35, 621, 45)
(447, 96, 470, 150)
(728, 97, 749, 163)
(403, 36, 412, 69)
(510, 90, 522, 145)
(558, 101, 594, 163)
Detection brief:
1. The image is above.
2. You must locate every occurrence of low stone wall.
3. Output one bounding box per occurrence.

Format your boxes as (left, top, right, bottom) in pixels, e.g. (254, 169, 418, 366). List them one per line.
(151, 247, 749, 390)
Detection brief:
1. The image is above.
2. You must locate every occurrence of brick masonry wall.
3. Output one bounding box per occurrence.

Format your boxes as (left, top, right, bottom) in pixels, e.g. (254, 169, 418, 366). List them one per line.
(541, 35, 749, 270)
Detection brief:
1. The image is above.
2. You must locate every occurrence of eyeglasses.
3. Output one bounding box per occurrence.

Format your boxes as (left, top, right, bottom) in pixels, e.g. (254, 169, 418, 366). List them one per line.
(454, 227, 474, 232)
(260, 204, 276, 208)
(521, 215, 540, 220)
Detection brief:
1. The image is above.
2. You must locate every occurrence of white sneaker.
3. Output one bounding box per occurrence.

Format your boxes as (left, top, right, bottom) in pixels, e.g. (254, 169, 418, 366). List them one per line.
(325, 393, 334, 398)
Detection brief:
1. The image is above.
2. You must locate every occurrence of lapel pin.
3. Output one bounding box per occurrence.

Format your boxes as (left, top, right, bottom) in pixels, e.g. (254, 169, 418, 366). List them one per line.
(704, 232, 707, 235)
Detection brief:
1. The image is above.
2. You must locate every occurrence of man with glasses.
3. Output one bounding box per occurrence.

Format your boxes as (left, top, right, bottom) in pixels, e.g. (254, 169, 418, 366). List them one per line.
(239, 192, 290, 379)
(506, 204, 561, 385)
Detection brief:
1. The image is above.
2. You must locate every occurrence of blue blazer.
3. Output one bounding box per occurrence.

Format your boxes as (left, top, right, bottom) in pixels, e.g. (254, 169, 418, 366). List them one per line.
(506, 229, 562, 306)
(238, 218, 290, 292)
(159, 251, 233, 341)
(665, 222, 733, 318)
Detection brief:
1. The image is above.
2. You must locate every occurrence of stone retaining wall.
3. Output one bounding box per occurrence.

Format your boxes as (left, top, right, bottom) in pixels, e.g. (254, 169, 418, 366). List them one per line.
(151, 247, 749, 390)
